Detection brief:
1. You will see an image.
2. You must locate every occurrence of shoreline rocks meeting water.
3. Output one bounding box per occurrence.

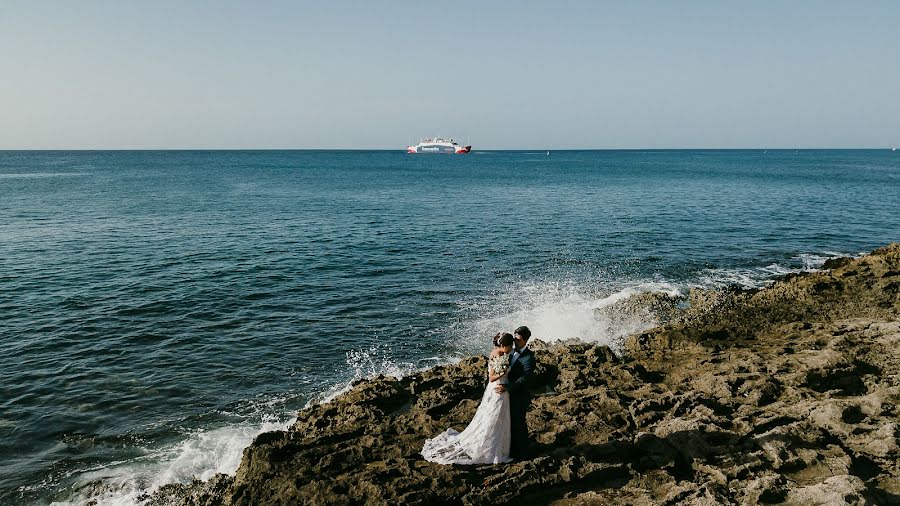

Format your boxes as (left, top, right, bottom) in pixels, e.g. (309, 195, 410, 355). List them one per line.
(151, 244, 900, 505)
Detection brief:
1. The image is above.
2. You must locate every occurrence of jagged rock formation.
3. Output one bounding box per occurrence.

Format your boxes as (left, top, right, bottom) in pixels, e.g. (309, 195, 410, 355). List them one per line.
(150, 244, 900, 505)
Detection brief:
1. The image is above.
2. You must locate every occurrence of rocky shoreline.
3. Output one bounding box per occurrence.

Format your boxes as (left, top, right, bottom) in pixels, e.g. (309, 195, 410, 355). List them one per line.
(150, 244, 900, 505)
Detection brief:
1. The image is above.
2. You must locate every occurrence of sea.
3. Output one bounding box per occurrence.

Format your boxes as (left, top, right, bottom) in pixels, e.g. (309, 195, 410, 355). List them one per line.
(1, 149, 898, 504)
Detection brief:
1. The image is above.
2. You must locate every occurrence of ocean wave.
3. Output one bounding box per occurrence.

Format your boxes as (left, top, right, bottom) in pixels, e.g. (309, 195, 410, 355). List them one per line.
(457, 281, 683, 352)
(312, 345, 458, 406)
(49, 415, 293, 506)
(797, 251, 856, 270)
(697, 251, 853, 289)
(51, 348, 459, 504)
(0, 172, 91, 178)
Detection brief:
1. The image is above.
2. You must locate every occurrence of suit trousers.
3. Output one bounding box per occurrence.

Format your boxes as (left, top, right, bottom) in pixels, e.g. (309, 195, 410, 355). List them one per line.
(509, 392, 531, 458)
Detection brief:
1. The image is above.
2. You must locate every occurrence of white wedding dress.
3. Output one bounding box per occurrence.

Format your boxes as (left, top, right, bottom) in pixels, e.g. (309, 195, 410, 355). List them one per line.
(422, 365, 512, 465)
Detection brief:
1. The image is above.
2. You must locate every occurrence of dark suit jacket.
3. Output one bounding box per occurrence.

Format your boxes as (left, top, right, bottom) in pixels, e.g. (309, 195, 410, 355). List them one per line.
(506, 347, 535, 398)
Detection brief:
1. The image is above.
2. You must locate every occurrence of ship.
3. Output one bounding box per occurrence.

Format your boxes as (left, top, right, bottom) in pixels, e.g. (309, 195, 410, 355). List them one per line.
(407, 137, 471, 154)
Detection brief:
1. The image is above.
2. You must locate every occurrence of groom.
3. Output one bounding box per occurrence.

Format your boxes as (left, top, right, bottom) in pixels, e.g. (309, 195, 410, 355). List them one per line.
(495, 325, 535, 460)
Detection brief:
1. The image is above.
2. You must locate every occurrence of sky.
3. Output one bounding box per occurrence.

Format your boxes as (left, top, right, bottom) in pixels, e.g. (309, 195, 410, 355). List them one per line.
(1, 1, 898, 149)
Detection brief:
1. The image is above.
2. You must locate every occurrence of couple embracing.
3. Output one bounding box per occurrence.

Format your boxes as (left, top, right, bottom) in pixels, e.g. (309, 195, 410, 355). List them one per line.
(422, 326, 535, 465)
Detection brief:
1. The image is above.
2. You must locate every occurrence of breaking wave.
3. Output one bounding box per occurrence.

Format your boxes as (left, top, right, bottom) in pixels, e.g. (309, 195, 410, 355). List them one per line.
(698, 251, 854, 289)
(457, 280, 684, 352)
(312, 343, 455, 406)
(48, 413, 294, 506)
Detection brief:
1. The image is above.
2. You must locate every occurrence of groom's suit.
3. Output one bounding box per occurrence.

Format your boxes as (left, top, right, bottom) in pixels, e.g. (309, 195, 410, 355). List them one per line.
(506, 346, 535, 459)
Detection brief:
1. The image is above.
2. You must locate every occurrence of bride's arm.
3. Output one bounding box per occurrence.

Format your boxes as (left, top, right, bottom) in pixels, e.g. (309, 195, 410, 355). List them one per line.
(487, 349, 501, 382)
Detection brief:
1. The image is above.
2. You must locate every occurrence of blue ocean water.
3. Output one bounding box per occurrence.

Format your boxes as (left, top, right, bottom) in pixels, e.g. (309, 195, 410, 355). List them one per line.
(1, 149, 898, 504)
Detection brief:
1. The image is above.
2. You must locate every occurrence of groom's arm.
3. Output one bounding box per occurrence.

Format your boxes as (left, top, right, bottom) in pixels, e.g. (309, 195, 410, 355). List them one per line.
(506, 353, 534, 394)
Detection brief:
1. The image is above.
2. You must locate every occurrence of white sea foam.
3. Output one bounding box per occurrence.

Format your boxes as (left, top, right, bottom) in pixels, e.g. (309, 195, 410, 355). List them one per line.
(345, 345, 420, 382)
(797, 251, 850, 270)
(311, 345, 458, 406)
(698, 251, 852, 290)
(460, 281, 683, 351)
(50, 416, 294, 506)
(56, 347, 457, 503)
(698, 264, 799, 289)
(456, 250, 851, 351)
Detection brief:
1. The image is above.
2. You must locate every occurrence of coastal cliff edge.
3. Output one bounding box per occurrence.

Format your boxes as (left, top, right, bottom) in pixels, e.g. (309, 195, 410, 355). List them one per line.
(150, 244, 900, 505)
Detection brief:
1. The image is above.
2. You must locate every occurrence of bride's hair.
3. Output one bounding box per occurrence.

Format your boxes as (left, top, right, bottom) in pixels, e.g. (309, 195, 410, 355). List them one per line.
(493, 332, 514, 348)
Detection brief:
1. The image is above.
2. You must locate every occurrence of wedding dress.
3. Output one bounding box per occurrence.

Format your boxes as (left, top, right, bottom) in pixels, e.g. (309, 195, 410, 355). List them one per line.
(421, 366, 512, 465)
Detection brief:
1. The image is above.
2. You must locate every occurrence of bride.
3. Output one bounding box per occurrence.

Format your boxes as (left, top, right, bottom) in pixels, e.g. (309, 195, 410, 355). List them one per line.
(422, 332, 514, 465)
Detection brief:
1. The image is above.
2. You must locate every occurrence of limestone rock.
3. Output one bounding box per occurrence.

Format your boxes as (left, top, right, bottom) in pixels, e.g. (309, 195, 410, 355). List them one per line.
(150, 244, 900, 505)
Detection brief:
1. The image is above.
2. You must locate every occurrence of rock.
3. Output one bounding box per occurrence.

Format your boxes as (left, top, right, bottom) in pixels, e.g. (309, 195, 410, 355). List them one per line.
(740, 473, 788, 504)
(150, 244, 900, 505)
(785, 475, 868, 505)
(594, 290, 686, 347)
(822, 257, 854, 270)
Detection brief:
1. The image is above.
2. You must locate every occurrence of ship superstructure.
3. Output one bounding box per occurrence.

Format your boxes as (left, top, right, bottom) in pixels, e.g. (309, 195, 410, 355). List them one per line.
(407, 137, 471, 154)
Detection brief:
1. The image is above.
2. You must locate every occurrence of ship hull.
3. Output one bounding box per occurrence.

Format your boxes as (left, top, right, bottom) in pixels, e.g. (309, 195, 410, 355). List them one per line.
(407, 144, 472, 154)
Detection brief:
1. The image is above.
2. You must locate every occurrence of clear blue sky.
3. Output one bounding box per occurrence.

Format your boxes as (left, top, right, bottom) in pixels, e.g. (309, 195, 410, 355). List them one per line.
(1, 1, 898, 149)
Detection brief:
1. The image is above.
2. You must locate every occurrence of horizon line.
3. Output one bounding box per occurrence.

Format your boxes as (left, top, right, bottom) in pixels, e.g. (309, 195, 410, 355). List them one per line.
(1, 147, 897, 152)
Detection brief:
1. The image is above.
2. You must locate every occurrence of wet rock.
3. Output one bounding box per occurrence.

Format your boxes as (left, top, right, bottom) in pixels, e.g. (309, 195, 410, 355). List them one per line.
(594, 290, 686, 346)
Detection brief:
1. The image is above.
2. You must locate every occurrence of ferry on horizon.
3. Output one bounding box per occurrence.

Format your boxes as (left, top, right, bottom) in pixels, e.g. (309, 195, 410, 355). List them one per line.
(407, 137, 471, 154)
